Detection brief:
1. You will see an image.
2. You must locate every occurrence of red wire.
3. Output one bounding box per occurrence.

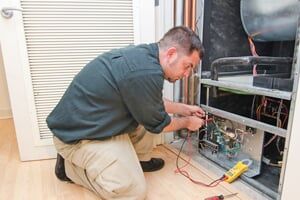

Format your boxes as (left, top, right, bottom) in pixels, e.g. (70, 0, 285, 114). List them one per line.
(177, 168, 227, 187)
(175, 132, 226, 187)
(175, 119, 212, 173)
(174, 135, 192, 173)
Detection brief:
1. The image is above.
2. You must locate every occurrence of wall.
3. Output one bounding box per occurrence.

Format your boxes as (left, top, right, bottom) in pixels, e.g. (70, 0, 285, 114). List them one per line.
(0, 44, 12, 119)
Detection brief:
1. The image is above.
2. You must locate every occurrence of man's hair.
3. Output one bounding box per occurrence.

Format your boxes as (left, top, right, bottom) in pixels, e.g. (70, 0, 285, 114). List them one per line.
(158, 26, 204, 59)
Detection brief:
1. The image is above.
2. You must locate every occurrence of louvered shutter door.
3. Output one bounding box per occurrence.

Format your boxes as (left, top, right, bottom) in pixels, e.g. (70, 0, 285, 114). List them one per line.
(20, 0, 134, 142)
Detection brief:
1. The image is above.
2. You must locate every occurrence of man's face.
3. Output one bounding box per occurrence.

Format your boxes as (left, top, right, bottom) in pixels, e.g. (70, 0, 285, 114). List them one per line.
(164, 50, 200, 83)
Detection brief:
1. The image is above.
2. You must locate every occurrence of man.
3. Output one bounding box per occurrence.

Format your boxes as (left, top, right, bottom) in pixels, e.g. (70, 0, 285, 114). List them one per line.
(47, 26, 205, 200)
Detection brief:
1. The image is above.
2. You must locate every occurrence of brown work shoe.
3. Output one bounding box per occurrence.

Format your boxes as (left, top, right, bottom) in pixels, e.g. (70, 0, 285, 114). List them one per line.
(140, 158, 165, 172)
(55, 153, 73, 183)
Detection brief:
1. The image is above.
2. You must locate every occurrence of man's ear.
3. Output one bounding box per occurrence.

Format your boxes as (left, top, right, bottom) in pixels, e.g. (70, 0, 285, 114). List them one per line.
(166, 47, 178, 63)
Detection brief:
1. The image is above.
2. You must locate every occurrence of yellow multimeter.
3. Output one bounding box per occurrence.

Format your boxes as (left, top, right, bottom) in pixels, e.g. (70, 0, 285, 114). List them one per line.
(224, 159, 252, 183)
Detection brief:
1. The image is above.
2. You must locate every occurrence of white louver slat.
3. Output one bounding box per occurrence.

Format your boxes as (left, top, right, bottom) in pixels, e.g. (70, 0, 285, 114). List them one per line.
(20, 0, 134, 141)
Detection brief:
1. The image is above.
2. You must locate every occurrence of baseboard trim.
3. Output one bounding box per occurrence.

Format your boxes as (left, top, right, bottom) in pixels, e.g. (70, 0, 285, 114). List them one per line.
(0, 108, 12, 119)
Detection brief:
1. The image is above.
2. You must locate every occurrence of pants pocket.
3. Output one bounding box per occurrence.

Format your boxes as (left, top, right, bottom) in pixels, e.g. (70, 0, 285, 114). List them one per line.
(87, 155, 135, 197)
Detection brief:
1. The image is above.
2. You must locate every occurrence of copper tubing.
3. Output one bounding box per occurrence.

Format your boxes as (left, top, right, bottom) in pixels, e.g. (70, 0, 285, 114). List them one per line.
(191, 0, 196, 31)
(190, 0, 196, 104)
(183, 0, 197, 104)
(173, 0, 198, 104)
(184, 0, 191, 27)
(183, 0, 191, 103)
(174, 0, 177, 26)
(184, 0, 196, 29)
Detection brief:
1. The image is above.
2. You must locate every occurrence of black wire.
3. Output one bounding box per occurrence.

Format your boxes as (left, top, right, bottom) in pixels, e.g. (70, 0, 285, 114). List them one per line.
(251, 95, 256, 119)
(175, 131, 189, 172)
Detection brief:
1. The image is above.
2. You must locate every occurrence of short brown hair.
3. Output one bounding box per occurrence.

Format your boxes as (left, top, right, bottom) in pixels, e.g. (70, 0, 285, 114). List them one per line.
(158, 26, 204, 58)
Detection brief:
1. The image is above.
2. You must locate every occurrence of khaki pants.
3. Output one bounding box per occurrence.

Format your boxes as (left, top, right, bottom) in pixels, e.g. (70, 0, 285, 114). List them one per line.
(53, 126, 156, 200)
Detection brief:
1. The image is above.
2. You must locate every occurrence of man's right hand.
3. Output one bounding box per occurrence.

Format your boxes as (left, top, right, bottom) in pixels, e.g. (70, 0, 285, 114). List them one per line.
(186, 116, 205, 131)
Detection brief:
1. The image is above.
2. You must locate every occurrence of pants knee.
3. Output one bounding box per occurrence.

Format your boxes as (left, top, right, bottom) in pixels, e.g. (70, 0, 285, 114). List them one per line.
(98, 172, 147, 200)
(67, 162, 147, 200)
(131, 178, 147, 200)
(89, 158, 147, 200)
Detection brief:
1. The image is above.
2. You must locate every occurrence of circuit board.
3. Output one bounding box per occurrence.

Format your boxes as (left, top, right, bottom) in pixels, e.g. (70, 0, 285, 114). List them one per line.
(198, 116, 264, 177)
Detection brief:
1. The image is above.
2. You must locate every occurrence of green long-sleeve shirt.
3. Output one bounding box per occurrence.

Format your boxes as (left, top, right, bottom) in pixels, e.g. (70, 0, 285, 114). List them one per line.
(46, 43, 171, 143)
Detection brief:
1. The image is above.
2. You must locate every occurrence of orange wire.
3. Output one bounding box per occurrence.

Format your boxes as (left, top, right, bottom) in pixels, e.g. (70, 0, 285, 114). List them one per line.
(248, 37, 259, 76)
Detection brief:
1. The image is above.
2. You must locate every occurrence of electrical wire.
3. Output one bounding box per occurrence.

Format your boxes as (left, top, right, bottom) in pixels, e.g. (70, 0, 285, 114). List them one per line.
(276, 137, 283, 155)
(251, 95, 257, 119)
(175, 131, 227, 187)
(174, 133, 192, 173)
(263, 135, 277, 148)
(248, 37, 259, 75)
(255, 97, 288, 157)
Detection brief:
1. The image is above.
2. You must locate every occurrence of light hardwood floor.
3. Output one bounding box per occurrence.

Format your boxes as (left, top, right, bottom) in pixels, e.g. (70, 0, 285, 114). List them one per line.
(0, 119, 250, 200)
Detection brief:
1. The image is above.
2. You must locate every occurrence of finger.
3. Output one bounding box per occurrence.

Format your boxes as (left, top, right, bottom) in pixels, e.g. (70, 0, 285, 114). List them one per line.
(193, 112, 203, 117)
(198, 108, 205, 115)
(195, 110, 205, 117)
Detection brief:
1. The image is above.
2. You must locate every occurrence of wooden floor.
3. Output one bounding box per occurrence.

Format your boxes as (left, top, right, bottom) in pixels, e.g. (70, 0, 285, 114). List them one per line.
(0, 119, 251, 200)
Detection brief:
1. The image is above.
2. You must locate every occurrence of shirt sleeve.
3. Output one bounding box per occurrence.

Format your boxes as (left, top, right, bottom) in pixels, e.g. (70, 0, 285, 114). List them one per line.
(118, 71, 171, 133)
